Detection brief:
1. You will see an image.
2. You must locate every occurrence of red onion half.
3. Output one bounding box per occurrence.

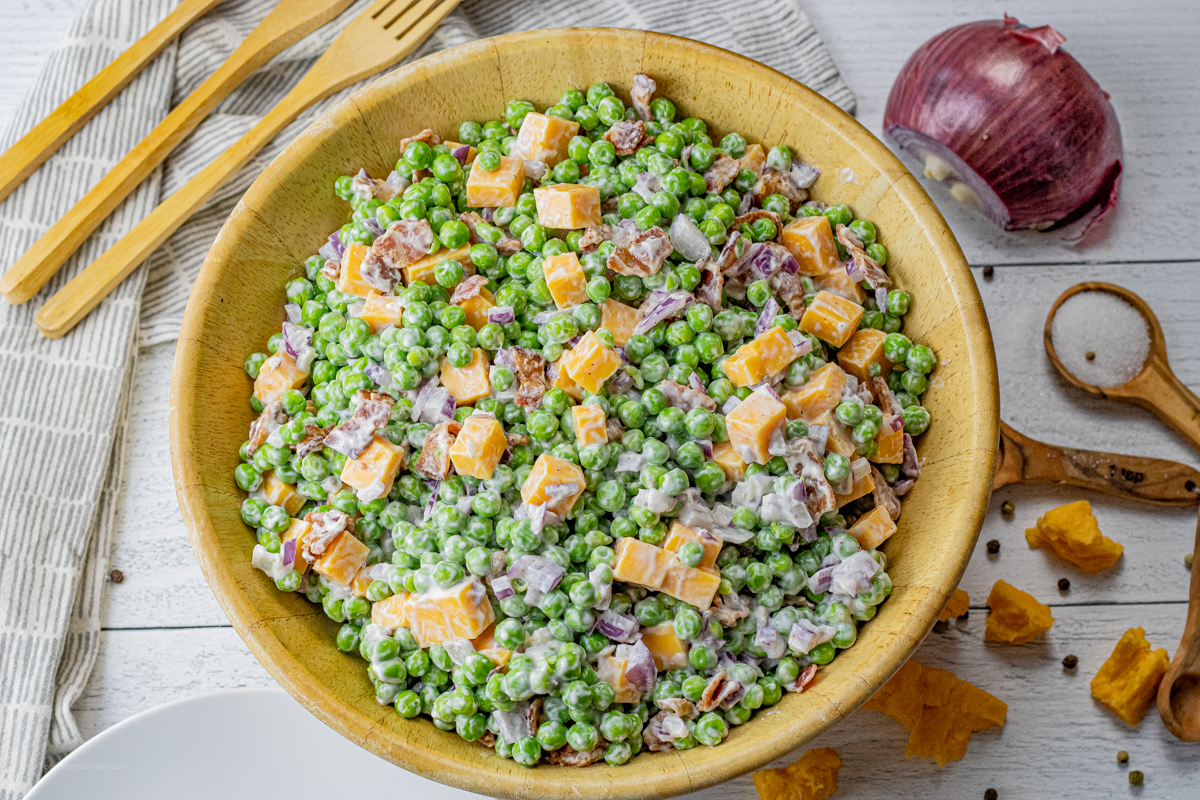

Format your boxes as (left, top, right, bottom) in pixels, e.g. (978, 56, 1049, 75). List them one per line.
(884, 16, 1122, 237)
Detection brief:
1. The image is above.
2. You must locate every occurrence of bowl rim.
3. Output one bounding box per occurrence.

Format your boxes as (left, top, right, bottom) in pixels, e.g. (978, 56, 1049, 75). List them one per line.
(172, 26, 998, 799)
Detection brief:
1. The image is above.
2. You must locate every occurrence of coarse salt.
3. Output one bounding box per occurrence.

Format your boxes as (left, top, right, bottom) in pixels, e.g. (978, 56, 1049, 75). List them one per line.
(1050, 291, 1150, 388)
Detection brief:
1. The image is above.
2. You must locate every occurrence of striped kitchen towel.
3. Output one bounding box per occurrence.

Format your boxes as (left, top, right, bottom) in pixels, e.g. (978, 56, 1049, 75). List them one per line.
(0, 0, 853, 795)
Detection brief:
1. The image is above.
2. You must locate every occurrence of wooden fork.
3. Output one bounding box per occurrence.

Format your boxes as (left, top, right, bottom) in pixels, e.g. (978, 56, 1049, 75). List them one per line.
(36, 0, 461, 338)
(0, 0, 355, 306)
(0, 0, 225, 208)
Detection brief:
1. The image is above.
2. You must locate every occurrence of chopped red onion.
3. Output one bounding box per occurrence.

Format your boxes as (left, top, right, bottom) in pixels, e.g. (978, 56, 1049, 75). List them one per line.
(696, 438, 713, 459)
(790, 161, 820, 189)
(748, 244, 781, 281)
(850, 457, 872, 482)
(791, 480, 808, 503)
(363, 217, 384, 237)
(788, 619, 837, 655)
(632, 172, 663, 203)
(364, 362, 394, 391)
(623, 640, 657, 695)
(523, 160, 548, 181)
(807, 565, 835, 595)
(632, 290, 695, 335)
(284, 303, 302, 324)
(423, 479, 441, 522)
(608, 367, 633, 394)
(886, 414, 905, 433)
(721, 396, 741, 416)
(544, 483, 580, 507)
(597, 610, 640, 643)
(532, 308, 570, 325)
(526, 502, 547, 535)
(451, 145, 471, 165)
(892, 478, 916, 496)
(786, 330, 814, 355)
(829, 550, 881, 596)
(487, 305, 515, 325)
(281, 537, 298, 570)
(845, 258, 863, 282)
(616, 451, 646, 473)
(755, 626, 788, 659)
(902, 433, 921, 477)
(508, 554, 566, 594)
(807, 424, 829, 455)
(409, 376, 439, 423)
(318, 230, 345, 263)
(661, 715, 690, 740)
(455, 494, 473, 515)
(874, 286, 889, 313)
(281, 321, 316, 371)
(667, 212, 711, 262)
(634, 488, 677, 514)
(493, 348, 516, 370)
(492, 700, 534, 744)
(760, 492, 814, 530)
(754, 297, 780, 337)
(736, 191, 753, 216)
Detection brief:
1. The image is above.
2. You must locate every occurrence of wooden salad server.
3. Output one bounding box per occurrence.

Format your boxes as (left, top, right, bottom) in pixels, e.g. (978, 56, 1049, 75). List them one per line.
(1158, 506, 1200, 741)
(993, 421, 1200, 508)
(0, 0, 356, 306)
(1045, 282, 1200, 454)
(0, 0, 226, 207)
(35, 0, 461, 338)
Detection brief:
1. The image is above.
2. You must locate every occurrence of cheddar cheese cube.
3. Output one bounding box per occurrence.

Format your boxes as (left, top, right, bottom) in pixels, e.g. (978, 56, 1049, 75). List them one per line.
(739, 143, 767, 177)
(471, 622, 513, 668)
(612, 537, 721, 610)
(340, 435, 406, 498)
(801, 291, 865, 348)
(834, 464, 875, 505)
(598, 654, 642, 704)
(534, 183, 602, 230)
(350, 565, 376, 598)
(465, 155, 525, 208)
(440, 348, 491, 405)
(337, 243, 375, 298)
(725, 386, 787, 465)
(782, 363, 847, 422)
(513, 112, 579, 167)
(371, 592, 409, 629)
(814, 263, 865, 304)
(312, 530, 370, 587)
(359, 292, 404, 333)
(837, 328, 892, 382)
(521, 454, 587, 516)
(571, 404, 607, 446)
(600, 299, 643, 346)
(639, 621, 690, 670)
(543, 251, 589, 309)
(403, 244, 472, 286)
(812, 410, 858, 458)
(848, 506, 897, 550)
(459, 287, 496, 331)
(263, 470, 305, 517)
(442, 140, 477, 164)
(253, 351, 309, 404)
(871, 417, 905, 464)
(711, 440, 748, 482)
(448, 413, 507, 479)
(549, 363, 585, 400)
(781, 216, 841, 277)
(282, 518, 311, 576)
(403, 578, 495, 647)
(561, 330, 621, 393)
(663, 521, 720, 570)
(723, 326, 799, 387)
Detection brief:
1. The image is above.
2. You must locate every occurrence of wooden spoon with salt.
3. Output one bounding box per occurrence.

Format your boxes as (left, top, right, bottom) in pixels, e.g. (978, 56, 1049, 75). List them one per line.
(1044, 282, 1200, 454)
(1158, 506, 1200, 742)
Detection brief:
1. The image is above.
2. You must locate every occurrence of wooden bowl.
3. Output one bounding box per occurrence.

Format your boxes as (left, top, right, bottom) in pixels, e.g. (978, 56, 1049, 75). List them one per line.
(171, 28, 998, 800)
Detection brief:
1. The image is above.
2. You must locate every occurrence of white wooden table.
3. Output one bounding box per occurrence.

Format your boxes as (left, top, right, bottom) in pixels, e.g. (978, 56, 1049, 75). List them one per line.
(6, 1, 1200, 797)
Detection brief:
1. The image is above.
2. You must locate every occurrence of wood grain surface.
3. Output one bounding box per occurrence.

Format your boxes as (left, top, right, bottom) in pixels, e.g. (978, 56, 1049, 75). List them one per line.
(5, 0, 1199, 797)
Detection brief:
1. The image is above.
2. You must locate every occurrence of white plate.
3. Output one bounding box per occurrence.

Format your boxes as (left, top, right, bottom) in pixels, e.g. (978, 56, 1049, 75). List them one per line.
(28, 688, 485, 799)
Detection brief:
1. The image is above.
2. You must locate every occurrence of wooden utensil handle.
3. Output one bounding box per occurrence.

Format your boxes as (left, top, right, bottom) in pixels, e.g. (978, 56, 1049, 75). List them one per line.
(0, 0, 352, 306)
(1132, 355, 1200, 454)
(994, 421, 1200, 507)
(0, 0, 224, 207)
(35, 76, 328, 338)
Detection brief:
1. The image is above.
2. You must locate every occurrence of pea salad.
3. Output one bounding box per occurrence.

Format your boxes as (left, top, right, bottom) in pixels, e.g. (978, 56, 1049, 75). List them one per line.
(238, 74, 933, 768)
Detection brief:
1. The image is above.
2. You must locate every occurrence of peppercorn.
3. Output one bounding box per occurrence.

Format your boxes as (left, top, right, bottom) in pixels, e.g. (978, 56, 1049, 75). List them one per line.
(1058, 578, 1070, 591)
(1129, 770, 1143, 786)
(110, 569, 125, 584)
(1117, 750, 1129, 764)
(984, 789, 998, 800)
(1187, 553, 1194, 570)
(982, 265, 994, 280)
(986, 539, 1001, 555)
(1000, 500, 1015, 516)
(1062, 654, 1078, 670)
(1085, 351, 1096, 361)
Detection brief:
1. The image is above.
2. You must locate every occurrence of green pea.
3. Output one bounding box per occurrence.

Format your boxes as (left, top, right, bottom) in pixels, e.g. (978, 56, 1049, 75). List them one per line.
(902, 404, 931, 435)
(823, 453, 850, 483)
(746, 280, 771, 308)
(824, 204, 853, 227)
(901, 369, 928, 395)
(867, 242, 888, 266)
(834, 400, 864, 426)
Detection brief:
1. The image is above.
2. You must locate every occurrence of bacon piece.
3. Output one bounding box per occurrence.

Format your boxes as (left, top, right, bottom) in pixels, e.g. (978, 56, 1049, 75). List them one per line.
(631, 73, 657, 121)
(657, 697, 698, 720)
(399, 128, 440, 153)
(546, 744, 607, 767)
(478, 732, 496, 748)
(703, 153, 740, 193)
(768, 267, 807, 320)
(784, 663, 818, 693)
(697, 670, 729, 712)
(511, 347, 547, 411)
(603, 120, 649, 156)
(607, 226, 673, 277)
(302, 509, 349, 561)
(296, 424, 328, 457)
(711, 592, 751, 627)
(643, 715, 674, 752)
(247, 401, 287, 455)
(505, 431, 530, 447)
(836, 223, 891, 289)
(871, 465, 902, 521)
(449, 274, 489, 306)
(658, 380, 716, 412)
(320, 258, 340, 282)
(696, 257, 724, 311)
(752, 167, 808, 209)
(790, 438, 837, 518)
(732, 208, 782, 234)
(414, 420, 460, 480)
(870, 376, 902, 416)
(324, 391, 394, 459)
(362, 219, 433, 293)
(579, 224, 614, 250)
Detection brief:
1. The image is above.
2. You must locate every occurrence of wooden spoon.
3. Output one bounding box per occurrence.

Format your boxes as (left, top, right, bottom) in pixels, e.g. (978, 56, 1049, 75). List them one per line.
(1158, 507, 1200, 741)
(994, 421, 1200, 507)
(1044, 282, 1200, 453)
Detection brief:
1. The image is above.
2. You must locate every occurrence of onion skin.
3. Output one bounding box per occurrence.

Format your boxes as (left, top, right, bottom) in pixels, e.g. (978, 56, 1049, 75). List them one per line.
(884, 16, 1122, 235)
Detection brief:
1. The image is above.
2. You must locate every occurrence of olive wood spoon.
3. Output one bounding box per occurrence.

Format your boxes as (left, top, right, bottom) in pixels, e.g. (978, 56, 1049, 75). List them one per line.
(1045, 282, 1200, 454)
(993, 421, 1200, 507)
(1158, 507, 1200, 741)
